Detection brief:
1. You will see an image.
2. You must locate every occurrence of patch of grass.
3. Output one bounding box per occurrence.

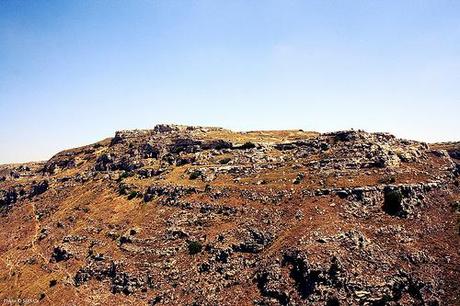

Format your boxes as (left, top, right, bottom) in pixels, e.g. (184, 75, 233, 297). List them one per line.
(187, 241, 203, 255)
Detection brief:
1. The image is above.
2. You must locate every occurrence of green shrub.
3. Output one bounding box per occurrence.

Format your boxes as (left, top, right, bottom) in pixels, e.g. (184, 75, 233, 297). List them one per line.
(127, 191, 138, 200)
(189, 170, 202, 180)
(240, 142, 256, 150)
(118, 184, 129, 195)
(117, 171, 133, 182)
(219, 158, 232, 164)
(187, 241, 202, 255)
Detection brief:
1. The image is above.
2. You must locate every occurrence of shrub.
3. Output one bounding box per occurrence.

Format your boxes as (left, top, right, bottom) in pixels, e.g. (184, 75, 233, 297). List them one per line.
(378, 175, 396, 184)
(240, 142, 256, 150)
(117, 171, 132, 182)
(187, 240, 202, 255)
(452, 201, 460, 213)
(127, 191, 138, 200)
(189, 170, 202, 180)
(457, 216, 460, 236)
(118, 183, 129, 195)
(219, 157, 232, 164)
(383, 189, 403, 216)
(326, 296, 340, 306)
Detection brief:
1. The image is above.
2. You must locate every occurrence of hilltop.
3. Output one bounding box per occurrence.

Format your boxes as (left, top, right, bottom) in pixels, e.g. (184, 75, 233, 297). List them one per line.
(0, 124, 459, 305)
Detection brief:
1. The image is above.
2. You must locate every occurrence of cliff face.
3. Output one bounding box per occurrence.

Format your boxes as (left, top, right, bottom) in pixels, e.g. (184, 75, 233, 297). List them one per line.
(0, 125, 459, 305)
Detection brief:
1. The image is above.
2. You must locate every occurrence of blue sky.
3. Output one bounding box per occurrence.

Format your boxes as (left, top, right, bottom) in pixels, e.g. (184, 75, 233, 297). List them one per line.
(1, 1, 459, 163)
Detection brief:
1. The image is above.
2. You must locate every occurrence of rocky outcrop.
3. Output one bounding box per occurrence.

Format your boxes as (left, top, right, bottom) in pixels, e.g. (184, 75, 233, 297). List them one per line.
(0, 188, 19, 208)
(0, 180, 49, 210)
(256, 250, 440, 305)
(75, 261, 152, 295)
(233, 228, 274, 253)
(0, 125, 458, 305)
(143, 184, 196, 203)
(51, 246, 73, 262)
(309, 182, 441, 218)
(29, 180, 48, 198)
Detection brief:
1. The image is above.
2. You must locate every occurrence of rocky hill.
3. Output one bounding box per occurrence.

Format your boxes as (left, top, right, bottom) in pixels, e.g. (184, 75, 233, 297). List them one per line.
(432, 142, 460, 163)
(0, 124, 459, 305)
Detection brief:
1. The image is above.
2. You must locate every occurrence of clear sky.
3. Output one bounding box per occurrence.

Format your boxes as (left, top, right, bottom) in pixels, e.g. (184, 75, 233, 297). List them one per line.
(1, 1, 459, 164)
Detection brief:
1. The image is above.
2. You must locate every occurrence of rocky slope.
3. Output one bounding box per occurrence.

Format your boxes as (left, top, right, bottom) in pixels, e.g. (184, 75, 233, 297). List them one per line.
(0, 124, 459, 306)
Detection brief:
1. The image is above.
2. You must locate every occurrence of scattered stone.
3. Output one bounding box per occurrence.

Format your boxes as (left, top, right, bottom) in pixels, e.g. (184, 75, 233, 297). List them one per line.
(233, 228, 273, 253)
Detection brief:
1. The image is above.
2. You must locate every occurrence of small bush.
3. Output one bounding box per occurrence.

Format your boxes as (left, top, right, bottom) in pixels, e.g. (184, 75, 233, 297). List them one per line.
(118, 184, 129, 195)
(189, 170, 202, 180)
(240, 142, 256, 150)
(452, 201, 460, 213)
(378, 175, 396, 184)
(187, 241, 203, 255)
(326, 296, 340, 306)
(127, 191, 138, 200)
(293, 173, 305, 184)
(219, 157, 232, 164)
(118, 171, 132, 182)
